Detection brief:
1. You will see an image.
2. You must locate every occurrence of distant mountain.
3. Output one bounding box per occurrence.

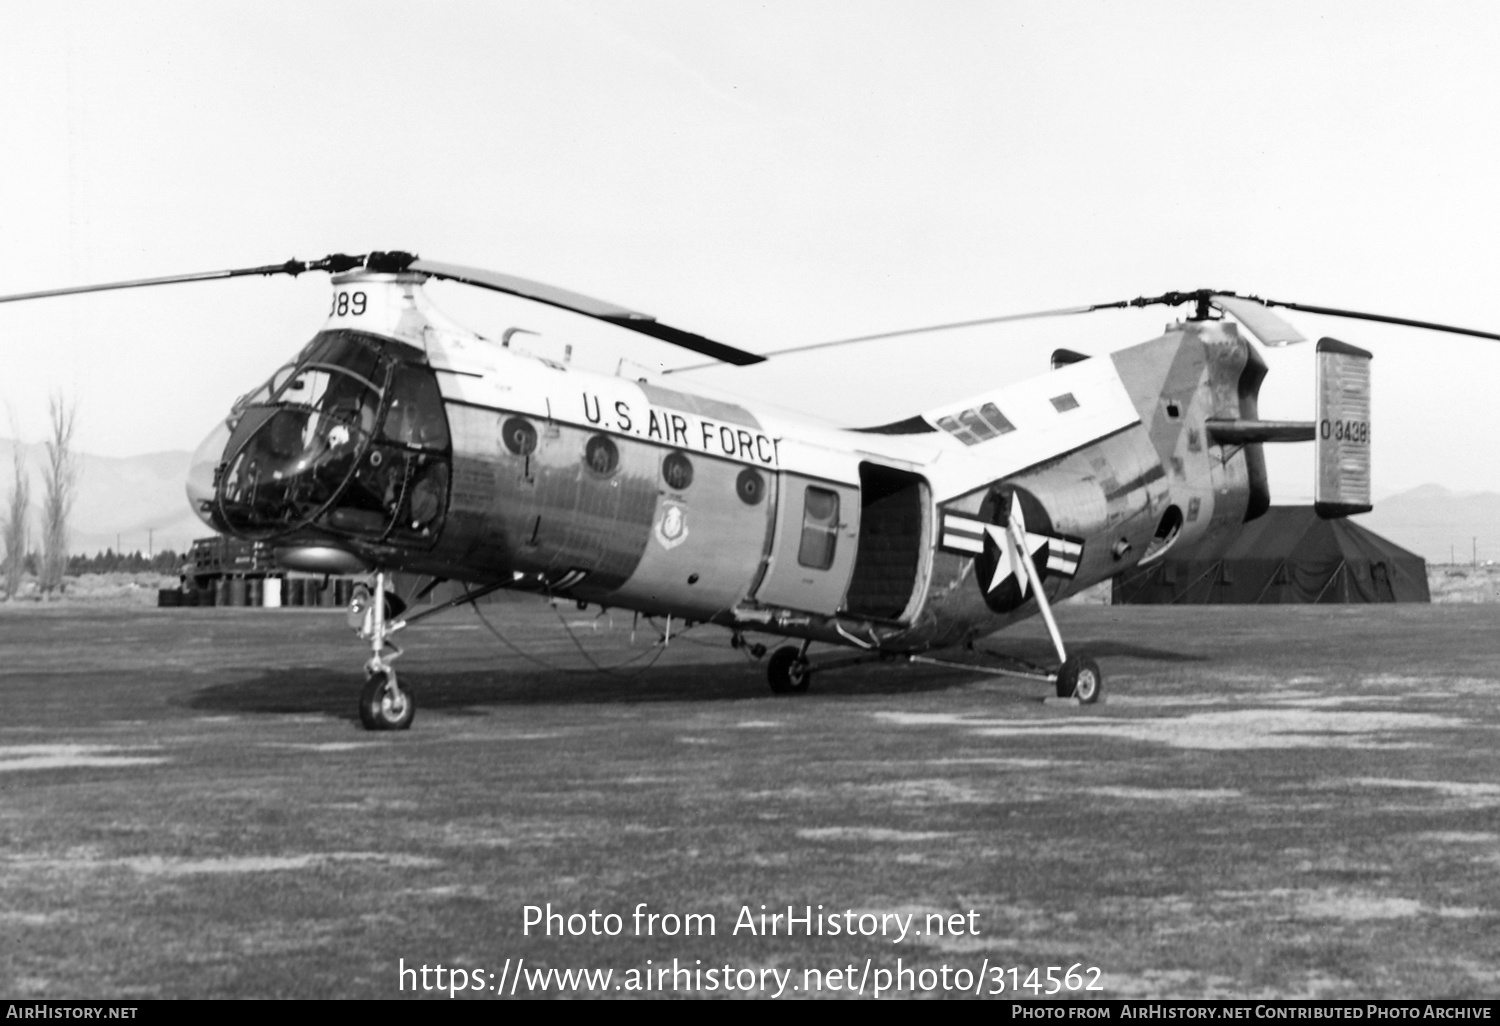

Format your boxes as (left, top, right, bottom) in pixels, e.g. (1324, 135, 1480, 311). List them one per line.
(1355, 485, 1500, 565)
(0, 440, 200, 556)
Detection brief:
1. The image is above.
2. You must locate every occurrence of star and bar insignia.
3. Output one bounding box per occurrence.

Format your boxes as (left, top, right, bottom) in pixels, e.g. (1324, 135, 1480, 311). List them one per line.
(940, 504, 1083, 597)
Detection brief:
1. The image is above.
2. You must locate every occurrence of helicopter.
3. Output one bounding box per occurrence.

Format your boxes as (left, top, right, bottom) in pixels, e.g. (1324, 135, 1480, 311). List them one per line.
(5, 251, 1492, 731)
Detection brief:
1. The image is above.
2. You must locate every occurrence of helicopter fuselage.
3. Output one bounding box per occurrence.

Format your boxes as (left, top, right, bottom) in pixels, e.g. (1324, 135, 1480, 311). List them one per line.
(190, 270, 1265, 654)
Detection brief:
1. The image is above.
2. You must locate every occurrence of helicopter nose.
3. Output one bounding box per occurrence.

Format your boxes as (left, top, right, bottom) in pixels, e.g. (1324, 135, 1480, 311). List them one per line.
(186, 420, 232, 531)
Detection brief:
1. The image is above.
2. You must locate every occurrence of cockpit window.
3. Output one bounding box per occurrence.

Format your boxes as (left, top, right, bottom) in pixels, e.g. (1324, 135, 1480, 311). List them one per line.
(379, 365, 450, 450)
(207, 329, 453, 546)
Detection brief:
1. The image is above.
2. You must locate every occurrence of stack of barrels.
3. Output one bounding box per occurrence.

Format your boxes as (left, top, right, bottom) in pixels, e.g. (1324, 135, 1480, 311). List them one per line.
(159, 578, 358, 608)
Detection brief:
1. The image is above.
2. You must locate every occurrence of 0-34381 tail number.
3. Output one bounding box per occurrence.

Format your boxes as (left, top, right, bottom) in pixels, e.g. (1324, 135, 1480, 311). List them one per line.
(1320, 418, 1369, 443)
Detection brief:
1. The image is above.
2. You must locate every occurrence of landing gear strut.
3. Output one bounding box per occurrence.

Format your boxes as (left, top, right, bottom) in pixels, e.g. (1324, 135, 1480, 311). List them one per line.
(907, 502, 1106, 703)
(350, 569, 415, 730)
(1002, 499, 1104, 705)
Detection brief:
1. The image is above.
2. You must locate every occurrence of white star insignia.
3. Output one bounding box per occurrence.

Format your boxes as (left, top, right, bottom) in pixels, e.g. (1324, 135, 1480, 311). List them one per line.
(984, 502, 1050, 596)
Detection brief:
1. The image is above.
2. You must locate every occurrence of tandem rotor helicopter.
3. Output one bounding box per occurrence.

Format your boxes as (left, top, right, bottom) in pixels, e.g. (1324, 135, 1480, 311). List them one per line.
(5, 251, 1496, 730)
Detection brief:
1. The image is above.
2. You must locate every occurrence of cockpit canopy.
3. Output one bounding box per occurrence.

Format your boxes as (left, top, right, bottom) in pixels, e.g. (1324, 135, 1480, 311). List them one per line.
(189, 329, 451, 546)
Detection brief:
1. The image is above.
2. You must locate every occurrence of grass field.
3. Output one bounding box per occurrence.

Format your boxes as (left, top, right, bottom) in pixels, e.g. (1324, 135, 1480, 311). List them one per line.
(1, 598, 1498, 999)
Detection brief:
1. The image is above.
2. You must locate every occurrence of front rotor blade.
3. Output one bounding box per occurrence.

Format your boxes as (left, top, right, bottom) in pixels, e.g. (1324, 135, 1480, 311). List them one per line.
(664, 303, 1107, 373)
(760, 304, 1105, 359)
(409, 260, 647, 319)
(0, 257, 358, 305)
(410, 259, 765, 366)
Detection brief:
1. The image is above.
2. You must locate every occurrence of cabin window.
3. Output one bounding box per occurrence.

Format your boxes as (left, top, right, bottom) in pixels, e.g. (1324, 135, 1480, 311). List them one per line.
(1051, 393, 1080, 412)
(662, 451, 694, 491)
(584, 435, 619, 475)
(736, 468, 765, 505)
(502, 417, 538, 456)
(798, 487, 840, 569)
(937, 403, 1014, 445)
(977, 403, 1015, 435)
(935, 414, 981, 445)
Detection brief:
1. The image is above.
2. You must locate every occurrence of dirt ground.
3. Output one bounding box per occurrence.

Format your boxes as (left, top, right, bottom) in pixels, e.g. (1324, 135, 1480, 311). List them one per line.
(0, 598, 1497, 999)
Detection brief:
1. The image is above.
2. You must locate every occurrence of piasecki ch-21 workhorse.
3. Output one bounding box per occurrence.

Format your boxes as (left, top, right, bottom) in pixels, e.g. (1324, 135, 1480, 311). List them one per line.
(6, 252, 1493, 730)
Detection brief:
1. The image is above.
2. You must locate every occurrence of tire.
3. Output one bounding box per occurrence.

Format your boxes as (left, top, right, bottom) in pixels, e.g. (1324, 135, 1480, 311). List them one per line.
(767, 646, 811, 695)
(359, 669, 415, 730)
(1055, 656, 1103, 704)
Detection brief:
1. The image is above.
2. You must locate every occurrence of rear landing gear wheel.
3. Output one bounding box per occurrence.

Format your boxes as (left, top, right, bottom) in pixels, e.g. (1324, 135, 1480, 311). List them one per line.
(767, 646, 811, 695)
(359, 669, 415, 730)
(1055, 656, 1102, 704)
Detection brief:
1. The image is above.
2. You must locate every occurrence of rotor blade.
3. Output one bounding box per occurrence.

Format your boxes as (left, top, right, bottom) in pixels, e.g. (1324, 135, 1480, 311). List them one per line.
(1257, 298, 1500, 343)
(409, 259, 765, 366)
(1209, 294, 1307, 346)
(0, 258, 352, 305)
(663, 302, 1109, 373)
(761, 304, 1107, 358)
(408, 260, 645, 319)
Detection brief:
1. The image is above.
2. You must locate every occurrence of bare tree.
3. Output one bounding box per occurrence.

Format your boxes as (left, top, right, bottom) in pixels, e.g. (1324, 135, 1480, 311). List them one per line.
(39, 396, 77, 598)
(2, 441, 29, 600)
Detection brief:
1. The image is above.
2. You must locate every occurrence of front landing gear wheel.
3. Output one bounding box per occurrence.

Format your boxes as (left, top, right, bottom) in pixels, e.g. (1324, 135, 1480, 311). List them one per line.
(1055, 656, 1103, 704)
(767, 646, 812, 695)
(359, 669, 415, 730)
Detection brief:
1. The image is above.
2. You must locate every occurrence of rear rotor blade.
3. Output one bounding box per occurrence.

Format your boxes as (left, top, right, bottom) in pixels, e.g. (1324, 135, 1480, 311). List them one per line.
(1127, 288, 1500, 344)
(1209, 294, 1306, 346)
(1256, 298, 1500, 343)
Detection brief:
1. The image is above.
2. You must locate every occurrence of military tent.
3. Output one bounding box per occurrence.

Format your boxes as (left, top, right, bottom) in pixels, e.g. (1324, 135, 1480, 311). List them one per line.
(1112, 506, 1429, 605)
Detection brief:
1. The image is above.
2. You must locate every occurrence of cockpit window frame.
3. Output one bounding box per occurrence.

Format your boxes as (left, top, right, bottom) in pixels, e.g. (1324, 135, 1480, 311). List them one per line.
(211, 329, 453, 547)
(270, 362, 383, 405)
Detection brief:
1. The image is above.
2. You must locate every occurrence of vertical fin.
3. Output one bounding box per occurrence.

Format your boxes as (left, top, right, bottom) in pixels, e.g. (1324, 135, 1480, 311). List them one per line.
(1313, 338, 1372, 518)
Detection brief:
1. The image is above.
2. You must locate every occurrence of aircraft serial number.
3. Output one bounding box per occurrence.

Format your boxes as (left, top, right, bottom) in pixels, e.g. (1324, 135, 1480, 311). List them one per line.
(329, 290, 368, 317)
(582, 391, 779, 466)
(1319, 419, 1369, 444)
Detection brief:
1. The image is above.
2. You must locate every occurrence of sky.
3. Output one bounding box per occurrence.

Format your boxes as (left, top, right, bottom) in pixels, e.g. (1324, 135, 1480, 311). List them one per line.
(3, 0, 1500, 502)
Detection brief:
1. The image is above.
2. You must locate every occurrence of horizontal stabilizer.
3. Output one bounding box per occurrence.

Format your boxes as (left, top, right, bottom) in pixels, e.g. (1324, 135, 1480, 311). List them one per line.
(1206, 420, 1316, 444)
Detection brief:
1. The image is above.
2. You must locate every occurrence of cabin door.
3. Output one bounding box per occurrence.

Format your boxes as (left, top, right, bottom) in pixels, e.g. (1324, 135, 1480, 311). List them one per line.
(752, 474, 860, 615)
(841, 464, 928, 621)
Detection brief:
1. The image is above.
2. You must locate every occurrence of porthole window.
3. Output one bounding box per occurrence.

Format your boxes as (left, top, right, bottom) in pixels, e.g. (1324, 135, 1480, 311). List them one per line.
(736, 467, 765, 505)
(501, 417, 538, 456)
(584, 435, 619, 475)
(662, 451, 694, 490)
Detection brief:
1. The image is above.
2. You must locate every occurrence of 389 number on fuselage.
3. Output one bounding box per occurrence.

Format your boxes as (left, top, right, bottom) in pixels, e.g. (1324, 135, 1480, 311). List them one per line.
(330, 290, 368, 317)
